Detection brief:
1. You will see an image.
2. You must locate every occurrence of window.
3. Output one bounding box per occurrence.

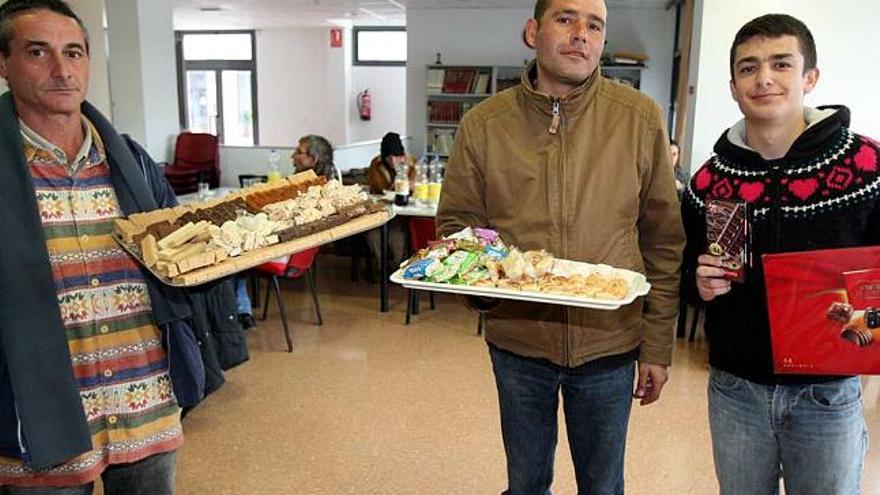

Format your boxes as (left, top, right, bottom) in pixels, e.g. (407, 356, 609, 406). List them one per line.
(176, 31, 258, 146)
(353, 27, 406, 66)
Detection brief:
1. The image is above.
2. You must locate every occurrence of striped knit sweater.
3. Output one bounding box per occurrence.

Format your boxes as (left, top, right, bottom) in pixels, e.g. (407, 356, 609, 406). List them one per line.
(0, 121, 182, 487)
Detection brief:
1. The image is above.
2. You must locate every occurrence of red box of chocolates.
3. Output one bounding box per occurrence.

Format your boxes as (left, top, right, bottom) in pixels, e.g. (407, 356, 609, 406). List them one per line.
(763, 246, 880, 375)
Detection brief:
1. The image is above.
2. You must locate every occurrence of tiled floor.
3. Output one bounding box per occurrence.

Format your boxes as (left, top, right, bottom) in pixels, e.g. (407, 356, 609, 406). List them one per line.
(173, 255, 880, 494)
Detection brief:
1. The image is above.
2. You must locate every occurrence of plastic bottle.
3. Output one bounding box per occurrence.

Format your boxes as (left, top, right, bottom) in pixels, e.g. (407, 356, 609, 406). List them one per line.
(267, 149, 282, 183)
(428, 156, 443, 206)
(413, 159, 429, 207)
(393, 159, 410, 206)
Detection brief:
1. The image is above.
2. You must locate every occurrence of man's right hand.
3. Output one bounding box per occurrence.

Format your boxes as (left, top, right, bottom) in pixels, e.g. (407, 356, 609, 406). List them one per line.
(696, 254, 732, 302)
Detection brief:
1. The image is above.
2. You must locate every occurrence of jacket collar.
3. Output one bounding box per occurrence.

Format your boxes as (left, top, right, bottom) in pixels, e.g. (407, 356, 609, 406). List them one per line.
(519, 59, 601, 119)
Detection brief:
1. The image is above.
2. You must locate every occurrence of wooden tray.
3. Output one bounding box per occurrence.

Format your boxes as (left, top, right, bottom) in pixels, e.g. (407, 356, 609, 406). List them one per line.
(117, 210, 392, 287)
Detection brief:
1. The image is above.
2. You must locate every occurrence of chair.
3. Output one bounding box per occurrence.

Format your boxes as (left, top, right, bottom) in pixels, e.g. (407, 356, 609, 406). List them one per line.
(405, 217, 436, 325)
(255, 247, 322, 352)
(164, 132, 220, 195)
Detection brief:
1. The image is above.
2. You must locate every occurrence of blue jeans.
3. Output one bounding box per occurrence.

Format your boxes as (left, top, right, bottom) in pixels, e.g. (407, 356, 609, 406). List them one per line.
(233, 277, 252, 315)
(0, 450, 176, 495)
(708, 367, 868, 495)
(488, 345, 635, 495)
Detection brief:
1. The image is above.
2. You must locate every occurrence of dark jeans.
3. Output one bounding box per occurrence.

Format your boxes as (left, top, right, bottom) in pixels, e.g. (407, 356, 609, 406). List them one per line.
(489, 345, 635, 495)
(0, 450, 176, 495)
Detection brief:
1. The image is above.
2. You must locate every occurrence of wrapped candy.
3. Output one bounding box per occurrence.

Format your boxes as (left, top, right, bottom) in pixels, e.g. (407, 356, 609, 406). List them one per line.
(474, 227, 499, 244)
(404, 258, 441, 280)
(431, 251, 470, 282)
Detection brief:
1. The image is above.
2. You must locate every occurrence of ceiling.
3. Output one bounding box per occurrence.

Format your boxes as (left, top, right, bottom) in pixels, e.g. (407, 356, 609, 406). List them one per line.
(173, 0, 670, 30)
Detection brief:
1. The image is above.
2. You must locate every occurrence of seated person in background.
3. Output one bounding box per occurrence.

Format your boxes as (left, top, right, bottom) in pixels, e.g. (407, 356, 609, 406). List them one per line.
(238, 134, 336, 329)
(368, 132, 414, 194)
(292, 134, 339, 181)
(366, 132, 412, 268)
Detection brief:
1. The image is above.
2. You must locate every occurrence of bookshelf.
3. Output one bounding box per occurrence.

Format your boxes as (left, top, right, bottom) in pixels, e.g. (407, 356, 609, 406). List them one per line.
(601, 64, 645, 90)
(425, 64, 523, 157)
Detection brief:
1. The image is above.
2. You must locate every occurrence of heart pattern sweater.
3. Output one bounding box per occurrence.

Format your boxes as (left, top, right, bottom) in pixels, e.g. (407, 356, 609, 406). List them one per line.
(681, 105, 880, 383)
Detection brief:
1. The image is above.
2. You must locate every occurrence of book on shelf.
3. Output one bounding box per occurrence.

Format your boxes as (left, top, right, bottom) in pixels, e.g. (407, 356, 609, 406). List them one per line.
(609, 58, 645, 66)
(427, 100, 478, 124)
(610, 50, 648, 63)
(427, 68, 444, 92)
(470, 72, 491, 94)
(428, 128, 456, 156)
(442, 68, 478, 94)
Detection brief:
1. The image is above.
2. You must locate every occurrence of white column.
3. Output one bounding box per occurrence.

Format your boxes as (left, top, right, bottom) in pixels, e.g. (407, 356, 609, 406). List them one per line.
(105, 0, 179, 162)
(67, 0, 112, 117)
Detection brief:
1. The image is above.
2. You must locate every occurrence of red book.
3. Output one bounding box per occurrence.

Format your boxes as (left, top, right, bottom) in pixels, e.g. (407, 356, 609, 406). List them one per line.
(763, 246, 880, 375)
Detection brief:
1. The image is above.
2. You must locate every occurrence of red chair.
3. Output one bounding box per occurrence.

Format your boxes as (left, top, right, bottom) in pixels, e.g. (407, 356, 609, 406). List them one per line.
(255, 247, 322, 352)
(405, 218, 437, 324)
(164, 132, 220, 195)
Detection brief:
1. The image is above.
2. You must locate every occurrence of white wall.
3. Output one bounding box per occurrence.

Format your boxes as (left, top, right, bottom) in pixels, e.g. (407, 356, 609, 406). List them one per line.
(257, 28, 346, 147)
(256, 27, 406, 148)
(406, 6, 676, 154)
(349, 65, 407, 143)
(605, 7, 675, 121)
(684, 0, 880, 175)
(105, 0, 179, 161)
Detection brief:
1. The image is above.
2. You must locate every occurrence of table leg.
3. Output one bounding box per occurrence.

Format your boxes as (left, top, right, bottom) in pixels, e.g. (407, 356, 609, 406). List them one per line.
(380, 222, 389, 312)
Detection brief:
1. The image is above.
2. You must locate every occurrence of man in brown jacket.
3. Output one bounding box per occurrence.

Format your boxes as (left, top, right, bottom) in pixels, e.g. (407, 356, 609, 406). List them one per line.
(435, 0, 684, 493)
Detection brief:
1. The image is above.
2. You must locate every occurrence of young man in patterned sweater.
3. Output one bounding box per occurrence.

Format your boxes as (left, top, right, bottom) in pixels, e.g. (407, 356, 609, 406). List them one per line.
(682, 13, 879, 495)
(0, 1, 186, 492)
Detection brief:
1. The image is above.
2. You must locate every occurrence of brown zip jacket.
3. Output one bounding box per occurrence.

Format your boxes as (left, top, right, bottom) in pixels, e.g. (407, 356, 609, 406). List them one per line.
(436, 61, 685, 367)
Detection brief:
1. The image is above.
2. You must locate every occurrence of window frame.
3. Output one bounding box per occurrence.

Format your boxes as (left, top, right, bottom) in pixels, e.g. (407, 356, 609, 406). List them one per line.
(175, 29, 259, 146)
(353, 26, 406, 67)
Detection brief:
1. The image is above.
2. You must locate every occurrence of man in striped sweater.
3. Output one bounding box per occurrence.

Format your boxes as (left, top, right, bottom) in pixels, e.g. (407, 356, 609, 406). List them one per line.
(0, 1, 183, 492)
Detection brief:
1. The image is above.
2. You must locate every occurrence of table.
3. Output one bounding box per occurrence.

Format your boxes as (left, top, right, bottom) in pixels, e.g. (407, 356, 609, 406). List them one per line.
(374, 202, 438, 313)
(176, 186, 239, 205)
(391, 203, 437, 217)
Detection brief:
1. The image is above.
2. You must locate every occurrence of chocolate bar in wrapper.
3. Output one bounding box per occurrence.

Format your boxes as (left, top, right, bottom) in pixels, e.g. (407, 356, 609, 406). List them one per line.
(705, 199, 748, 283)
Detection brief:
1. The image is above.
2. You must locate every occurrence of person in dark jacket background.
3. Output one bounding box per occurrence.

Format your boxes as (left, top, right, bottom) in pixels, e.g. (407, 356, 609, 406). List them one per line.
(681, 13, 878, 494)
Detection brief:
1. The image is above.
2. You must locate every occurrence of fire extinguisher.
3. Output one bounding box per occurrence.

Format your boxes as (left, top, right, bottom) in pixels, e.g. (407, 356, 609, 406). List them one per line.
(357, 88, 372, 121)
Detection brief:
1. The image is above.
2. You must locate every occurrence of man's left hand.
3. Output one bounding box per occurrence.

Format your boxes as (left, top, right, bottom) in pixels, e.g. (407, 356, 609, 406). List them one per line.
(633, 362, 668, 406)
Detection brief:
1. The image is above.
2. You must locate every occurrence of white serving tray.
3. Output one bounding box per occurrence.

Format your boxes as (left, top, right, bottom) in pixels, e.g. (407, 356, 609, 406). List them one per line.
(390, 258, 650, 310)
